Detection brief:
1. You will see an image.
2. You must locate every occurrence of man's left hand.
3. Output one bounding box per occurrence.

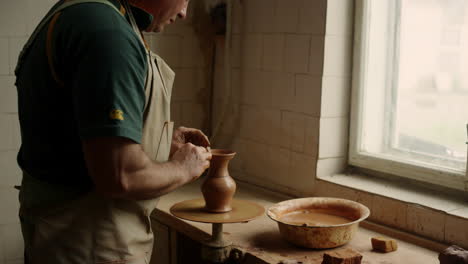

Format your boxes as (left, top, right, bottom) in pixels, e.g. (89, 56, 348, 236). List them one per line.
(170, 126, 210, 158)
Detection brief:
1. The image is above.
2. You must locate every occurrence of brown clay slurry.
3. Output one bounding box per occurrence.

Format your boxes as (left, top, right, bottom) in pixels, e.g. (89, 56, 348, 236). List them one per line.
(279, 210, 351, 226)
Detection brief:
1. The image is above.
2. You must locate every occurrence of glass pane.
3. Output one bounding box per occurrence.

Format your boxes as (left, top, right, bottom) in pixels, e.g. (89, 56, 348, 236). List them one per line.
(394, 0, 468, 171)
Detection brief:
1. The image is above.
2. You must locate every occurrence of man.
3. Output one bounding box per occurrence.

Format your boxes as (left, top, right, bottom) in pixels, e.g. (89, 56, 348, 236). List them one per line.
(15, 0, 212, 263)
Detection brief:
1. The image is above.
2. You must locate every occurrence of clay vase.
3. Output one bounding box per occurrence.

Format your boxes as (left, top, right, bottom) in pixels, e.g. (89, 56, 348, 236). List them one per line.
(201, 149, 237, 213)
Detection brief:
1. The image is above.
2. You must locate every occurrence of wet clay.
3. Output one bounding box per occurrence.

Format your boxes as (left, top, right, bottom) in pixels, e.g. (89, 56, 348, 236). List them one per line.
(279, 210, 351, 226)
(201, 149, 237, 213)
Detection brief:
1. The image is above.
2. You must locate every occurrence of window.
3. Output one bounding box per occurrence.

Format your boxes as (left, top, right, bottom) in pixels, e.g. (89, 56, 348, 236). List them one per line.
(350, 0, 468, 191)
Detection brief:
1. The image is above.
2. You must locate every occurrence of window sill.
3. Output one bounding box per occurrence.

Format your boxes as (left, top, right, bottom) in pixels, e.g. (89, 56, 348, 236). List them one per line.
(316, 172, 468, 249)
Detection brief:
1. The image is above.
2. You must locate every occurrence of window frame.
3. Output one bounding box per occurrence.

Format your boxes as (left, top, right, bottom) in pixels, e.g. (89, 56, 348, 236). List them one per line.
(349, 0, 468, 192)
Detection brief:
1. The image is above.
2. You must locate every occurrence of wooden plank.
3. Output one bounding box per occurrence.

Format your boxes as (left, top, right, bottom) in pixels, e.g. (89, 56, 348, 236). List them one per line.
(150, 220, 170, 264)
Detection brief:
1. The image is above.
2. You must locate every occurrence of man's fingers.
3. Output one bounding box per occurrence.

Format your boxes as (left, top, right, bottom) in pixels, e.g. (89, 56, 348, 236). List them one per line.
(204, 160, 210, 170)
(204, 151, 212, 161)
(197, 132, 210, 147)
(186, 130, 210, 147)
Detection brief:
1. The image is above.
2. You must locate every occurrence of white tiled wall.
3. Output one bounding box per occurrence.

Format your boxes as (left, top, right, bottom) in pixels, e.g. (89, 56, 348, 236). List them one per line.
(145, 0, 212, 131)
(211, 0, 468, 250)
(0, 0, 57, 261)
(0, 0, 211, 263)
(212, 0, 326, 195)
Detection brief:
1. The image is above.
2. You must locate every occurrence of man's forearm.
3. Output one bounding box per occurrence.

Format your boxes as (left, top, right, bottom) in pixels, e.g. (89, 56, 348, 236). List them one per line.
(120, 158, 189, 200)
(83, 137, 190, 200)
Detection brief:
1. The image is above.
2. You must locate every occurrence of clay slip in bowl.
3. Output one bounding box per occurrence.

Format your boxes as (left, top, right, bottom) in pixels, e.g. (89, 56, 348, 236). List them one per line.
(267, 197, 370, 249)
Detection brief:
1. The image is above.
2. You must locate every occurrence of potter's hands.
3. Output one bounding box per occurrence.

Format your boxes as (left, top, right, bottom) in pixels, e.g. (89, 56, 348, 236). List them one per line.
(170, 127, 210, 158)
(170, 143, 212, 183)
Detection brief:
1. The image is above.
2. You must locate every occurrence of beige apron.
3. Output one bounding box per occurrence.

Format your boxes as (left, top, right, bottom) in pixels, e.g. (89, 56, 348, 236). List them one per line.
(18, 0, 175, 263)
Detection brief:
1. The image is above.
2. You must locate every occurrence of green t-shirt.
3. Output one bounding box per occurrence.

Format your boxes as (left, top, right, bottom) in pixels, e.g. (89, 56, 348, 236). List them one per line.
(16, 0, 152, 189)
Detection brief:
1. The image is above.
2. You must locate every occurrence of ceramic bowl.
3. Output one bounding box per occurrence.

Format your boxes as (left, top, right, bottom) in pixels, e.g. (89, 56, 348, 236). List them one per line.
(267, 197, 370, 249)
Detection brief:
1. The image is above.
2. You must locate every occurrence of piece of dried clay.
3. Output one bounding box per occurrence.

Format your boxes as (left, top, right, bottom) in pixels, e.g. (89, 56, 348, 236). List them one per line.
(322, 248, 363, 264)
(371, 237, 398, 253)
(439, 245, 468, 264)
(278, 260, 303, 264)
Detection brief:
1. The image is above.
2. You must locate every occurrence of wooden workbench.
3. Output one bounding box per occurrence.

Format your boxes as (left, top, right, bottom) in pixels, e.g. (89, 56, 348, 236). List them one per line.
(152, 179, 441, 264)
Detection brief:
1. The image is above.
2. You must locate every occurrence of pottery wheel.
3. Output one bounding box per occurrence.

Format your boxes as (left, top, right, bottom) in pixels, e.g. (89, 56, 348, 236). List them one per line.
(170, 198, 265, 224)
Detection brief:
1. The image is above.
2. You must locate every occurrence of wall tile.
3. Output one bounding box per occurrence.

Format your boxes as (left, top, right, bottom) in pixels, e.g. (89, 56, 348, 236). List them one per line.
(316, 157, 346, 178)
(239, 106, 281, 146)
(288, 152, 316, 194)
(275, 0, 301, 33)
(0, 151, 21, 188)
(326, 0, 354, 36)
(0, 227, 4, 263)
(262, 34, 285, 72)
(323, 35, 352, 77)
(0, 188, 20, 225)
(321, 77, 351, 117)
(0, 114, 13, 150)
(309, 36, 325, 75)
(304, 116, 319, 157)
(263, 108, 282, 146)
(181, 103, 206, 131)
(445, 214, 468, 249)
(9, 37, 28, 75)
(314, 181, 357, 200)
(285, 35, 310, 73)
(172, 69, 202, 101)
(240, 140, 270, 179)
(270, 72, 295, 111)
(298, 0, 326, 34)
(26, 0, 55, 35)
(232, 0, 243, 34)
(151, 35, 183, 68)
(319, 117, 348, 158)
(355, 191, 374, 217)
(162, 23, 194, 36)
(266, 146, 291, 186)
(232, 34, 241, 68)
(406, 205, 445, 241)
(239, 105, 256, 141)
(245, 0, 276, 33)
(213, 65, 226, 101)
(0, 38, 9, 75)
(6, 259, 24, 264)
(241, 34, 263, 70)
(211, 99, 239, 138)
(371, 196, 408, 229)
(225, 137, 246, 172)
(0, 76, 17, 113)
(230, 69, 241, 103)
(170, 102, 182, 128)
(0, 0, 28, 37)
(241, 70, 271, 107)
(295, 74, 321, 116)
(0, 223, 23, 261)
(10, 114, 21, 150)
(280, 111, 305, 152)
(180, 35, 205, 68)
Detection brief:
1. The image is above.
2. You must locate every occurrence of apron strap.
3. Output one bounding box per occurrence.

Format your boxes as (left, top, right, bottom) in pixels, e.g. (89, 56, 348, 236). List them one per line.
(15, 0, 124, 79)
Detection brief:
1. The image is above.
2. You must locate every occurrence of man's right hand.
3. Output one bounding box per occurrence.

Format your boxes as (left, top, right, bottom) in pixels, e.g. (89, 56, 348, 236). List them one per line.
(170, 143, 212, 184)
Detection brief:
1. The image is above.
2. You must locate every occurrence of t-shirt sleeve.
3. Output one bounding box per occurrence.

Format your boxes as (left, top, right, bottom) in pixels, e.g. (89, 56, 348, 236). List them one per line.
(59, 6, 147, 143)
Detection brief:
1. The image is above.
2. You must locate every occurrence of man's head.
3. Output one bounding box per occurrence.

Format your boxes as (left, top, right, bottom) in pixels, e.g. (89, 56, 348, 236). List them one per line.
(129, 0, 189, 32)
